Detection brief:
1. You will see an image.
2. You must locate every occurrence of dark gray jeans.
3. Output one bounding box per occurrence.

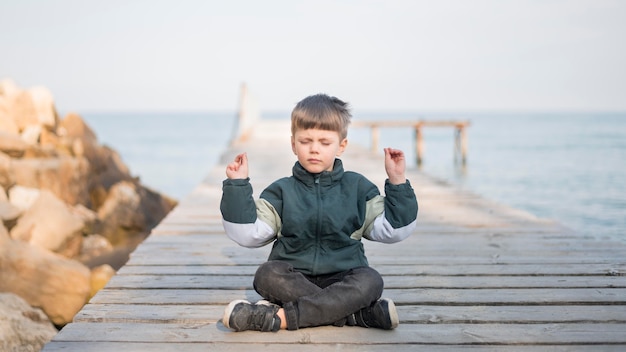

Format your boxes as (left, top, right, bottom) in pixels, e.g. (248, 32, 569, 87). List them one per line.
(253, 260, 384, 330)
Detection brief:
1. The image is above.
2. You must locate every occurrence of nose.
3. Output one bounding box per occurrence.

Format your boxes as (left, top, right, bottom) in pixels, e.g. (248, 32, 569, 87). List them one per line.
(310, 141, 320, 153)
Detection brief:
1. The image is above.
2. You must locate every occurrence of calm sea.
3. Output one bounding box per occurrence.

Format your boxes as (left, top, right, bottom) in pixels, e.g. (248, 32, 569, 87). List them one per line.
(82, 112, 626, 242)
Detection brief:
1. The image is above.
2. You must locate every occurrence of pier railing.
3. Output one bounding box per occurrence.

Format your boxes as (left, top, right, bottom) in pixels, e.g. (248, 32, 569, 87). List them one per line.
(351, 120, 470, 166)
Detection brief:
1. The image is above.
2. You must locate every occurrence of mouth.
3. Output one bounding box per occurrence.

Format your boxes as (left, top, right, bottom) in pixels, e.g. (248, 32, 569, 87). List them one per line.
(307, 158, 321, 163)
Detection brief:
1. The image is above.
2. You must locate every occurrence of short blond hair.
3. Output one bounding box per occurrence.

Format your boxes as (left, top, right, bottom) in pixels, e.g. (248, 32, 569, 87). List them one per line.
(291, 94, 351, 139)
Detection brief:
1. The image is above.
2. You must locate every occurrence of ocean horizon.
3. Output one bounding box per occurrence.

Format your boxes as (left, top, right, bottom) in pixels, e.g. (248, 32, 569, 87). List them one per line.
(81, 111, 626, 243)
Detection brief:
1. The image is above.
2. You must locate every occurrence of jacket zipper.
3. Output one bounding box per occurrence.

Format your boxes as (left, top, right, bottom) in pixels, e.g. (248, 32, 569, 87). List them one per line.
(312, 176, 321, 275)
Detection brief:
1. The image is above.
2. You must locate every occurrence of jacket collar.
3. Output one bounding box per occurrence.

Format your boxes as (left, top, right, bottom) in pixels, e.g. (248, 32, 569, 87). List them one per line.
(293, 159, 344, 186)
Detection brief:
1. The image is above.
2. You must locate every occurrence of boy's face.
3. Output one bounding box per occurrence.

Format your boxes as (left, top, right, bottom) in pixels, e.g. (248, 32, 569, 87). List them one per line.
(291, 128, 347, 174)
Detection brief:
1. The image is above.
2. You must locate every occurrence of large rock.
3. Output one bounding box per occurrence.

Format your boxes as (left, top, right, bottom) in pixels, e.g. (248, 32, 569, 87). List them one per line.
(60, 113, 133, 187)
(0, 292, 57, 352)
(0, 130, 29, 157)
(28, 86, 58, 129)
(2, 85, 58, 133)
(9, 155, 91, 206)
(78, 233, 113, 263)
(90, 264, 115, 299)
(10, 190, 85, 258)
(9, 90, 40, 132)
(0, 79, 20, 135)
(97, 181, 176, 246)
(96, 181, 144, 246)
(0, 231, 91, 326)
(0, 199, 21, 224)
(8, 184, 41, 211)
(21, 124, 43, 145)
(0, 151, 13, 188)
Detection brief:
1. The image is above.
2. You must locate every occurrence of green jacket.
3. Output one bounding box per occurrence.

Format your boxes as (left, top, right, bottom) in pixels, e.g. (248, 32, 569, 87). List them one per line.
(221, 159, 418, 276)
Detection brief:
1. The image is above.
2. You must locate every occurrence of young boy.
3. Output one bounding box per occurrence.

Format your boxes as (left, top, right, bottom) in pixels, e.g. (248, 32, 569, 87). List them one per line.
(220, 93, 418, 332)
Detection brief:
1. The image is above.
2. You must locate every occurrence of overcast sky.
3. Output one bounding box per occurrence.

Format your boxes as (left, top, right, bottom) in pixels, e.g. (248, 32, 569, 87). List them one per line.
(1, 0, 625, 114)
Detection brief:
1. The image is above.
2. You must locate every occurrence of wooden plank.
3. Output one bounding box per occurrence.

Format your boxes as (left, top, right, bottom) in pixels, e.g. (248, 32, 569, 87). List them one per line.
(103, 274, 626, 290)
(116, 263, 626, 276)
(46, 322, 626, 345)
(73, 304, 626, 324)
(135, 233, 624, 250)
(43, 342, 626, 352)
(87, 288, 626, 305)
(124, 252, 625, 266)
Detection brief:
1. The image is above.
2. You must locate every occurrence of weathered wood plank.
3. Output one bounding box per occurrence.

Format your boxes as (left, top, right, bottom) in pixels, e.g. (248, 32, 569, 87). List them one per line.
(124, 252, 625, 266)
(88, 288, 626, 305)
(47, 322, 626, 345)
(43, 342, 626, 352)
(117, 263, 626, 276)
(73, 304, 626, 324)
(104, 274, 626, 289)
(136, 233, 624, 251)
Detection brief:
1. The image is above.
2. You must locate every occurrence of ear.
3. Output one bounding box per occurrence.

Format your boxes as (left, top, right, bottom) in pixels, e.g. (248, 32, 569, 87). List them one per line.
(291, 135, 297, 155)
(336, 138, 348, 157)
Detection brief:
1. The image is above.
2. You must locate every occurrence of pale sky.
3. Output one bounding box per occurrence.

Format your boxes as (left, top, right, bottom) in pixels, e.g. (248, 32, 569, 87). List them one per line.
(1, 0, 625, 113)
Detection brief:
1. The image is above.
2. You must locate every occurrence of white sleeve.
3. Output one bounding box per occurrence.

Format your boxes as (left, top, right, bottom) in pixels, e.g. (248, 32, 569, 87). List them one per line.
(367, 211, 416, 243)
(222, 198, 281, 248)
(222, 218, 276, 248)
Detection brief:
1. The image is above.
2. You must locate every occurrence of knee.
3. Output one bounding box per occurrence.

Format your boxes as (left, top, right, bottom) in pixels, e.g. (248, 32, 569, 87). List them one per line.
(253, 261, 292, 291)
(357, 267, 384, 299)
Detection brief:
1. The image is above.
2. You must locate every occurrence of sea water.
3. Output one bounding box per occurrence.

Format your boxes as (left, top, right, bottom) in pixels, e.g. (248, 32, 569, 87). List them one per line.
(82, 112, 626, 242)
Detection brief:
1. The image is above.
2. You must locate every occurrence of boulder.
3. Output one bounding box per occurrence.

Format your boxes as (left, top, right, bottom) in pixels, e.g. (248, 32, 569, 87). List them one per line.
(10, 89, 40, 132)
(10, 190, 85, 258)
(21, 125, 42, 145)
(0, 151, 13, 189)
(59, 112, 98, 145)
(71, 203, 99, 234)
(0, 78, 20, 96)
(0, 233, 91, 326)
(78, 234, 114, 264)
(96, 181, 177, 246)
(0, 130, 29, 157)
(60, 113, 134, 190)
(10, 155, 91, 206)
(58, 112, 98, 159)
(4, 85, 58, 133)
(8, 184, 41, 211)
(28, 86, 58, 129)
(0, 292, 57, 352)
(0, 199, 21, 224)
(39, 127, 62, 150)
(90, 264, 116, 299)
(91, 145, 134, 192)
(0, 79, 20, 135)
(96, 181, 144, 246)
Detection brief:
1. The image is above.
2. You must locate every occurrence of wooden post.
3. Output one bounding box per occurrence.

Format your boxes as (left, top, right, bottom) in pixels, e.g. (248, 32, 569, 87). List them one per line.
(454, 124, 468, 165)
(371, 125, 380, 154)
(415, 124, 423, 167)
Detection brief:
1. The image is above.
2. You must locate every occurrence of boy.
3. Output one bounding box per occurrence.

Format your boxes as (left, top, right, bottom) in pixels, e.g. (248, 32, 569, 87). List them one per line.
(220, 93, 418, 332)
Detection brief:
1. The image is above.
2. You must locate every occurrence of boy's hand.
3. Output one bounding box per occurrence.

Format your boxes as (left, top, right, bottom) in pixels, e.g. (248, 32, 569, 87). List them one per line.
(384, 148, 406, 185)
(226, 153, 249, 179)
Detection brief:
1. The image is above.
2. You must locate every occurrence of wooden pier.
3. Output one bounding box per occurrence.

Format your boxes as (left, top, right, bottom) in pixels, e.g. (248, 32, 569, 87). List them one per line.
(44, 118, 626, 351)
(352, 119, 470, 165)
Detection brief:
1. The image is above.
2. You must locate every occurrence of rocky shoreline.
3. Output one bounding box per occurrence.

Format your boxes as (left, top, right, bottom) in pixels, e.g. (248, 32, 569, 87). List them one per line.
(0, 79, 178, 351)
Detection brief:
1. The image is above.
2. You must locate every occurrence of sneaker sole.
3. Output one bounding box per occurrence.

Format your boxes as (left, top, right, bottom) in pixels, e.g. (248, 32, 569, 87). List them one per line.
(223, 299, 250, 330)
(383, 298, 399, 329)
